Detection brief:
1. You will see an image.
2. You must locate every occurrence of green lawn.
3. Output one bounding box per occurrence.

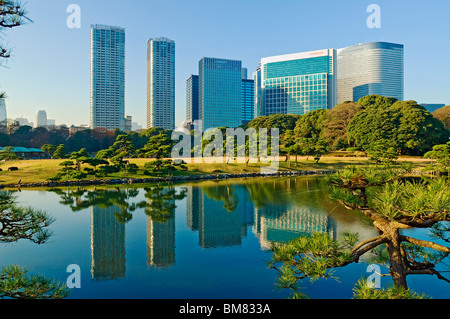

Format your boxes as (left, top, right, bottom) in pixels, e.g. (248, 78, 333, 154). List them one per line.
(0, 156, 430, 186)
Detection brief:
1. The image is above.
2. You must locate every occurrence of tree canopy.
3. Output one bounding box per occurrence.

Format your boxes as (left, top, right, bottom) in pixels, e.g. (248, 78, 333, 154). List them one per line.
(348, 98, 449, 155)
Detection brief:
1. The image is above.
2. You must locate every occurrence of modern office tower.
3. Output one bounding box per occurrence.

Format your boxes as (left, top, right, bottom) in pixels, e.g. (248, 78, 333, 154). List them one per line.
(258, 49, 337, 117)
(35, 110, 47, 128)
(147, 37, 175, 130)
(186, 75, 199, 124)
(46, 119, 56, 127)
(337, 42, 404, 104)
(90, 24, 125, 131)
(253, 66, 262, 118)
(199, 57, 242, 130)
(242, 79, 255, 125)
(0, 98, 6, 123)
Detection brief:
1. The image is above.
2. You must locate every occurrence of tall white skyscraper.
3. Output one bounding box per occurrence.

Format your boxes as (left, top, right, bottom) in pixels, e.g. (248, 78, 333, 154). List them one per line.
(147, 37, 175, 130)
(0, 98, 6, 123)
(35, 110, 47, 127)
(90, 24, 125, 130)
(337, 42, 404, 104)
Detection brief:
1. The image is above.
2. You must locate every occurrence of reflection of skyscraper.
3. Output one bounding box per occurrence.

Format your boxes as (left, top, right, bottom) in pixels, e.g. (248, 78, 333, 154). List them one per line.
(147, 215, 176, 268)
(199, 194, 242, 248)
(186, 186, 202, 231)
(253, 204, 336, 250)
(90, 205, 126, 280)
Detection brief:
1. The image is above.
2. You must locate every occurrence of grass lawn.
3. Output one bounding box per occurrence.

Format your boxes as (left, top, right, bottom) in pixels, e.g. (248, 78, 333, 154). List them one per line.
(0, 156, 431, 186)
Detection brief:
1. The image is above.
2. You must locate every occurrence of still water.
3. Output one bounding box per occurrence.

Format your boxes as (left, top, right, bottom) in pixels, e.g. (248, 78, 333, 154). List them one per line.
(0, 176, 448, 299)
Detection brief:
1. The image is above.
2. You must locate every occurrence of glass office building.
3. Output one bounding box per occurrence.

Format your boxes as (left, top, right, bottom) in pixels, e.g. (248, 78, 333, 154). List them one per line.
(186, 75, 199, 124)
(242, 79, 255, 125)
(337, 42, 404, 104)
(90, 24, 125, 130)
(147, 37, 175, 130)
(253, 66, 262, 118)
(199, 57, 242, 130)
(258, 49, 337, 116)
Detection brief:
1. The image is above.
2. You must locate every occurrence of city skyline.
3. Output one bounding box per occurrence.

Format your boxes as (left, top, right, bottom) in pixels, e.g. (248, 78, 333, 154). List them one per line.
(1, 0, 449, 128)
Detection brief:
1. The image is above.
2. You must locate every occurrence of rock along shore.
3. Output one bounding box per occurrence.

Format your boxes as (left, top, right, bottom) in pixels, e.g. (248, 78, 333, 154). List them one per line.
(0, 170, 337, 189)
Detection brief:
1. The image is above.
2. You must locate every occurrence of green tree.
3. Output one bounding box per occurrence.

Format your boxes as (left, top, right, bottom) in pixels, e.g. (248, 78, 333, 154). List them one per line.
(0, 146, 19, 160)
(424, 138, 450, 175)
(321, 101, 364, 149)
(357, 95, 398, 109)
(138, 132, 172, 159)
(41, 144, 57, 158)
(247, 114, 301, 135)
(82, 158, 109, 179)
(58, 160, 76, 180)
(69, 148, 90, 171)
(270, 166, 450, 298)
(432, 105, 450, 130)
(348, 98, 448, 155)
(52, 144, 66, 159)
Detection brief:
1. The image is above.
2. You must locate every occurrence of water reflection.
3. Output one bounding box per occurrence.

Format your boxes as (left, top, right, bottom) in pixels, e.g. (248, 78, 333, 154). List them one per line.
(49, 177, 376, 282)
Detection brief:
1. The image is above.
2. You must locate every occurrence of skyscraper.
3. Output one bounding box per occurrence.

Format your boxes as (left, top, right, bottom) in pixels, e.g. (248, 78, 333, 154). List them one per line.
(253, 66, 262, 118)
(257, 49, 337, 117)
(199, 57, 242, 130)
(147, 37, 175, 130)
(186, 75, 199, 125)
(35, 110, 47, 128)
(90, 24, 125, 131)
(242, 79, 255, 125)
(0, 98, 6, 123)
(337, 42, 404, 104)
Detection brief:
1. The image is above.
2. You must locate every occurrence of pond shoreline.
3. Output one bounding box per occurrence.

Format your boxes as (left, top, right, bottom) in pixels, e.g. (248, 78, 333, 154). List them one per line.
(0, 169, 337, 189)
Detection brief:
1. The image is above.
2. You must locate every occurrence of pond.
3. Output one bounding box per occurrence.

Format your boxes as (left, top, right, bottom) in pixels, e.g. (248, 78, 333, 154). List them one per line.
(0, 176, 448, 299)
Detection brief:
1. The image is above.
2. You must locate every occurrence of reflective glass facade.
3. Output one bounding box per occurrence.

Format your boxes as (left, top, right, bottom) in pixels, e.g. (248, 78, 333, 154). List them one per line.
(90, 24, 125, 130)
(242, 79, 255, 125)
(337, 42, 404, 103)
(147, 37, 175, 130)
(199, 58, 242, 130)
(186, 75, 199, 124)
(259, 49, 337, 116)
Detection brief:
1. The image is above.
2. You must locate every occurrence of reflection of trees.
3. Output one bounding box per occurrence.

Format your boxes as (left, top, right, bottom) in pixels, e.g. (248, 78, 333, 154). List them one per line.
(141, 185, 187, 223)
(202, 184, 238, 212)
(49, 187, 140, 224)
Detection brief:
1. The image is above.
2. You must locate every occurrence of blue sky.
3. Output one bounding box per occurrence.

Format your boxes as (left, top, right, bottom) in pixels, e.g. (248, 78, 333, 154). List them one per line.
(1, 0, 449, 127)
